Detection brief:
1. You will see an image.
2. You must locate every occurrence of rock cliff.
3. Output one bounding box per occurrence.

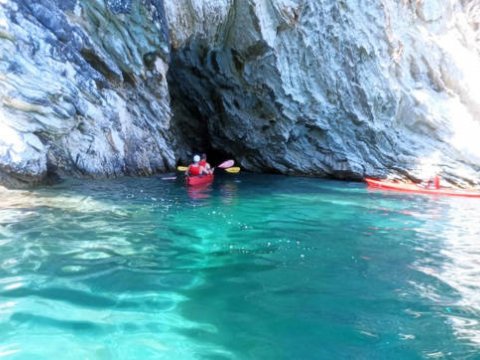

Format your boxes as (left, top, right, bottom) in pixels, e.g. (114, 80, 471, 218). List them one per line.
(0, 0, 174, 187)
(1, 0, 480, 187)
(166, 0, 480, 185)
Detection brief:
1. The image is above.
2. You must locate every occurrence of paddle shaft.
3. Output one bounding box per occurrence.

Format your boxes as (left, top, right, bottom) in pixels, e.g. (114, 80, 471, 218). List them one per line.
(177, 159, 235, 172)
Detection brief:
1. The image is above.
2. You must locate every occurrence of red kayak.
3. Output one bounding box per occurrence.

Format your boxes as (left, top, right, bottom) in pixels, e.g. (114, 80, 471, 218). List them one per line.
(186, 174, 214, 186)
(365, 178, 480, 198)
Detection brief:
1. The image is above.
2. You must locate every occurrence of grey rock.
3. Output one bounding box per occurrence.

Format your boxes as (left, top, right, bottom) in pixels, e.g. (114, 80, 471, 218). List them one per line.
(1, 0, 480, 188)
(0, 0, 174, 187)
(166, 0, 480, 186)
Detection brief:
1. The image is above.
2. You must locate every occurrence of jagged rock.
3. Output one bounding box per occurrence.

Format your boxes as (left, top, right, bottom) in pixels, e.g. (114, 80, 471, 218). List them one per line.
(166, 0, 480, 186)
(1, 0, 480, 188)
(0, 0, 174, 187)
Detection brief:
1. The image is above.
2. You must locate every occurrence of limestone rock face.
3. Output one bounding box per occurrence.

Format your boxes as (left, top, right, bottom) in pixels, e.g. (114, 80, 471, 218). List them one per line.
(0, 0, 175, 187)
(166, 0, 480, 185)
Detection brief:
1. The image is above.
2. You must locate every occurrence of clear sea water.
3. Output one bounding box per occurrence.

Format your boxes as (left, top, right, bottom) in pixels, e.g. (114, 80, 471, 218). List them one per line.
(1, 173, 480, 359)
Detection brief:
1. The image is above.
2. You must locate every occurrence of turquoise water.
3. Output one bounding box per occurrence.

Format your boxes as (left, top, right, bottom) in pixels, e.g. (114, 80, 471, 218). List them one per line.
(1, 174, 480, 359)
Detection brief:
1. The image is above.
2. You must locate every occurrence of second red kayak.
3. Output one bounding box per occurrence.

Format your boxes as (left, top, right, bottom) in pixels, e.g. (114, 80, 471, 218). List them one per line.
(186, 174, 214, 186)
(365, 178, 480, 198)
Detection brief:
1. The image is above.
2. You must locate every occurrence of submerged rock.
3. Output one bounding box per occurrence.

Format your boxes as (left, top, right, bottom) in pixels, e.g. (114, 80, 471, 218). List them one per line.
(0, 0, 175, 187)
(166, 0, 480, 186)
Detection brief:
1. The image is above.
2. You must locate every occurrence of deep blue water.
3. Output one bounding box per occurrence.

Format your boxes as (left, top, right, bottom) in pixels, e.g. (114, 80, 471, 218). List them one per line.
(1, 173, 480, 359)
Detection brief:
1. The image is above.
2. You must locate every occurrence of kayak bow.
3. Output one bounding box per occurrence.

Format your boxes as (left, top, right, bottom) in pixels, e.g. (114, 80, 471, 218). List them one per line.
(365, 178, 480, 198)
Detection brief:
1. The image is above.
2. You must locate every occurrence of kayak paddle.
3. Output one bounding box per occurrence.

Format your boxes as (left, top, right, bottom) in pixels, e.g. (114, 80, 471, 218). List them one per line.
(217, 160, 234, 169)
(225, 167, 240, 173)
(177, 160, 234, 172)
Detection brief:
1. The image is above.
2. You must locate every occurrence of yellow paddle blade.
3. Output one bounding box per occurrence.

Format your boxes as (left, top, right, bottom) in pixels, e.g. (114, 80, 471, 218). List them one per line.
(225, 167, 240, 173)
(177, 166, 188, 171)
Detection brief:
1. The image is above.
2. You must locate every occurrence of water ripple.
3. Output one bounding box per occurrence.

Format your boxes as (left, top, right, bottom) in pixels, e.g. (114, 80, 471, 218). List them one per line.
(1, 176, 480, 358)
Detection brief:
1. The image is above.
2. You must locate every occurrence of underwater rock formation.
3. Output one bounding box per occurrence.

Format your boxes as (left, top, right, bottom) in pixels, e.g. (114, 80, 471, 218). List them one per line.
(0, 0, 174, 187)
(166, 0, 480, 185)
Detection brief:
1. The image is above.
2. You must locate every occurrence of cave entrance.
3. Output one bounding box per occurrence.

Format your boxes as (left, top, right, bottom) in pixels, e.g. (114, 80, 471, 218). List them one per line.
(167, 43, 236, 168)
(199, 146, 234, 168)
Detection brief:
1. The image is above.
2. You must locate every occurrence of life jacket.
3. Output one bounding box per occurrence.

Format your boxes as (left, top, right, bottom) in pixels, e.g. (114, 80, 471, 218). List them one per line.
(188, 164, 201, 176)
(199, 159, 207, 167)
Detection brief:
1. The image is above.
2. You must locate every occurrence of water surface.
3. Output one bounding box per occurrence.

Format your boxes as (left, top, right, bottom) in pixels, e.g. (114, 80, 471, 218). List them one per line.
(1, 174, 480, 359)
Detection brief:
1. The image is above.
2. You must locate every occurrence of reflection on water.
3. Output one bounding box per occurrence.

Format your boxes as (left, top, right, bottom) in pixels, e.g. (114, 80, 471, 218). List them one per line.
(187, 183, 213, 201)
(0, 175, 480, 359)
(410, 198, 480, 349)
(219, 181, 238, 205)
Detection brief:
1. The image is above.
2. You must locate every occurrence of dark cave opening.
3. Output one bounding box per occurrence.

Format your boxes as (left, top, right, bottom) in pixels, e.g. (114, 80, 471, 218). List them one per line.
(167, 47, 236, 168)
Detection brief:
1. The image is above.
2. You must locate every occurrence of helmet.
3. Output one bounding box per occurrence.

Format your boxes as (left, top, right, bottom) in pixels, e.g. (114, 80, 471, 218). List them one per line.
(193, 155, 200, 162)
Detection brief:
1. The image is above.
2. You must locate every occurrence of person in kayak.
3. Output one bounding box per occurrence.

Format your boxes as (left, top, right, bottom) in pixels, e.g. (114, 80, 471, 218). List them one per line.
(199, 153, 213, 174)
(187, 155, 208, 176)
(425, 175, 441, 189)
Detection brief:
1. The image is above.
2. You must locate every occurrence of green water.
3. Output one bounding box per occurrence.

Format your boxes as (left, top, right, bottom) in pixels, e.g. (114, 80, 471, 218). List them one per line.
(1, 174, 480, 359)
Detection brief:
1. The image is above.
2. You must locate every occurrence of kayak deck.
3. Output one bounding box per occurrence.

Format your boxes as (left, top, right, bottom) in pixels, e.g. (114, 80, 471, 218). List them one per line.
(186, 174, 214, 186)
(365, 178, 480, 198)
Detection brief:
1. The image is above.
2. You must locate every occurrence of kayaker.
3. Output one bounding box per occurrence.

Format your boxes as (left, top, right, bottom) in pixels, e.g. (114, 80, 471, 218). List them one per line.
(199, 153, 213, 174)
(425, 175, 441, 189)
(187, 155, 208, 176)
